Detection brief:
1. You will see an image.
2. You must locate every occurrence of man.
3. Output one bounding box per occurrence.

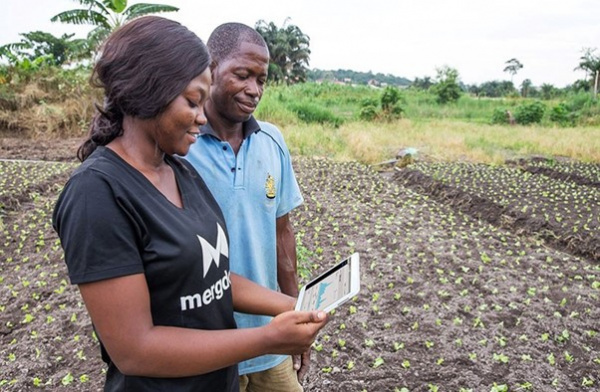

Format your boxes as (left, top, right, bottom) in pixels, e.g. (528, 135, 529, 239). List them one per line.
(185, 23, 307, 391)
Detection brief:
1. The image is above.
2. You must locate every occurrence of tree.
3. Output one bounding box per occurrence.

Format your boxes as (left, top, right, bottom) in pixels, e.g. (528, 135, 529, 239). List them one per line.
(467, 84, 481, 97)
(51, 0, 178, 50)
(431, 65, 462, 104)
(474, 80, 515, 98)
(503, 58, 523, 83)
(574, 47, 600, 98)
(569, 79, 591, 93)
(540, 83, 556, 100)
(411, 76, 433, 90)
(0, 31, 90, 66)
(255, 19, 311, 84)
(520, 78, 532, 98)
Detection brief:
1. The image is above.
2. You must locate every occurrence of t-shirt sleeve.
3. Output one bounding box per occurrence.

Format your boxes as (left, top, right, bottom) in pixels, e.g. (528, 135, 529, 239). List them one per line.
(276, 137, 304, 218)
(53, 171, 144, 284)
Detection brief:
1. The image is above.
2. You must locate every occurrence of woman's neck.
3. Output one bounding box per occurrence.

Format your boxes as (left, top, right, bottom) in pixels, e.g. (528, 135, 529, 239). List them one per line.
(107, 116, 166, 172)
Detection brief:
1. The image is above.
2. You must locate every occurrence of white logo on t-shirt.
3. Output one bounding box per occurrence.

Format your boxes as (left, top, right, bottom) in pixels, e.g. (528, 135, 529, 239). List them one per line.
(197, 223, 229, 278)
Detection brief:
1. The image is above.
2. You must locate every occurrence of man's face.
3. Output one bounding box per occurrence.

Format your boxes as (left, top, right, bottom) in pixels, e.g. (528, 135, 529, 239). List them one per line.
(209, 42, 269, 124)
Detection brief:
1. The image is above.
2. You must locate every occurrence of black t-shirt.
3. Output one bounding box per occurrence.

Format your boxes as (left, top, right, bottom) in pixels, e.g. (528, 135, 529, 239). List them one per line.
(53, 147, 238, 391)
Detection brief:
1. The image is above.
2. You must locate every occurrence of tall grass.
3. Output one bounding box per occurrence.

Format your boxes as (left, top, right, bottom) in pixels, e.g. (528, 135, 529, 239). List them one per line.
(279, 119, 600, 164)
(256, 82, 600, 164)
(2, 72, 599, 164)
(0, 65, 96, 136)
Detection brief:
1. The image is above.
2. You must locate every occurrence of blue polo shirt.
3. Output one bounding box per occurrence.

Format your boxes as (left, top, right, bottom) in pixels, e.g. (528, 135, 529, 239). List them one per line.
(184, 117, 303, 375)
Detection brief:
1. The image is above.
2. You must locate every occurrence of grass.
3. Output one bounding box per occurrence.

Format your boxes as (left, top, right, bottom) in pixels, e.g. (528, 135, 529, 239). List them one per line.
(279, 119, 600, 165)
(1, 66, 599, 164)
(256, 82, 600, 164)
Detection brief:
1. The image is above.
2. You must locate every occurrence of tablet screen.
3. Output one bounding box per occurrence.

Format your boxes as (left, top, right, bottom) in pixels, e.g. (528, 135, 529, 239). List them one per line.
(297, 258, 352, 311)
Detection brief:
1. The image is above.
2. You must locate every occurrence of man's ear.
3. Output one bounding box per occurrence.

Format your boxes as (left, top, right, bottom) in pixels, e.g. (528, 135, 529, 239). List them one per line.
(210, 60, 218, 75)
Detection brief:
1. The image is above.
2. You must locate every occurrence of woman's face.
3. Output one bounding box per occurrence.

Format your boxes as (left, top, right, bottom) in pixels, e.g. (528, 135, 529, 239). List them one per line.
(154, 68, 211, 156)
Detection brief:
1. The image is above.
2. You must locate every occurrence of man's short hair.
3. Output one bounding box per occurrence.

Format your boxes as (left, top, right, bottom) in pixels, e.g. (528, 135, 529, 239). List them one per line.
(207, 22, 267, 64)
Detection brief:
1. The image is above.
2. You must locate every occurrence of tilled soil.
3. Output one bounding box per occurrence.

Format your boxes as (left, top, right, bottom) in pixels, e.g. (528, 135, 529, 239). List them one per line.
(1, 138, 598, 391)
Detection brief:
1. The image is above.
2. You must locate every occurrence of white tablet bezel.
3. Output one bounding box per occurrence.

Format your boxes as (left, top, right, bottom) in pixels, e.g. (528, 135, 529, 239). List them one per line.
(294, 252, 360, 313)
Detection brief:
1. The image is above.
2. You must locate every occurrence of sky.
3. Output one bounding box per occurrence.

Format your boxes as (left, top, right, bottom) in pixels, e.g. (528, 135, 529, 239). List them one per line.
(1, 0, 599, 88)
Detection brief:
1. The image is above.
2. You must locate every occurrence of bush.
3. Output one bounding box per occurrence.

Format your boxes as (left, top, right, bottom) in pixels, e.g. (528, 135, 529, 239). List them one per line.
(514, 101, 546, 125)
(357, 88, 404, 121)
(491, 108, 509, 124)
(432, 81, 462, 104)
(549, 103, 575, 126)
(359, 104, 378, 121)
(360, 97, 378, 108)
(381, 86, 401, 111)
(287, 101, 343, 127)
(566, 92, 595, 112)
(385, 104, 404, 118)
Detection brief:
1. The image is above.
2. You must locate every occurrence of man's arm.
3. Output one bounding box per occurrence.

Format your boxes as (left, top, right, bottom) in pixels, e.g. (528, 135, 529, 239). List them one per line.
(276, 213, 299, 297)
(276, 213, 312, 379)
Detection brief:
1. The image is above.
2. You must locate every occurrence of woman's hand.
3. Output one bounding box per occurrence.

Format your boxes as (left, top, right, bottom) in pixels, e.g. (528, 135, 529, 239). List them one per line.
(263, 310, 328, 355)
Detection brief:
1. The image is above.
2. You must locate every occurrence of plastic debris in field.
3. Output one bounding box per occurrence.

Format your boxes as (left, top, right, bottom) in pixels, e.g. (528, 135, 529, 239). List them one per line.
(396, 147, 418, 167)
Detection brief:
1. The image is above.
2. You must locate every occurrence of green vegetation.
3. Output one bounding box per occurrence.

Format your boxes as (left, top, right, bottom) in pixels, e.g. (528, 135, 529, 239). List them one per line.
(255, 19, 311, 84)
(0, 31, 90, 67)
(2, 67, 600, 164)
(307, 68, 411, 86)
(430, 66, 462, 104)
(1, 1, 599, 166)
(50, 0, 178, 50)
(2, 5, 598, 390)
(255, 82, 600, 164)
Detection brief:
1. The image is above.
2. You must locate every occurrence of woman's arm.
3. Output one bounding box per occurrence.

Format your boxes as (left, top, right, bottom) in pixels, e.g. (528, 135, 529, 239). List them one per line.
(231, 272, 296, 316)
(79, 273, 326, 378)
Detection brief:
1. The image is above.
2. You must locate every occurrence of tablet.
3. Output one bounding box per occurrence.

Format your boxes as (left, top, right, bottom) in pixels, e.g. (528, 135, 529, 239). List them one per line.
(295, 253, 360, 313)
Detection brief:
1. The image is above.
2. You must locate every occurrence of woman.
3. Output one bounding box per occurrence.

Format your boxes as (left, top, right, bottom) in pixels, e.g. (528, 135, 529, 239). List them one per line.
(52, 16, 327, 391)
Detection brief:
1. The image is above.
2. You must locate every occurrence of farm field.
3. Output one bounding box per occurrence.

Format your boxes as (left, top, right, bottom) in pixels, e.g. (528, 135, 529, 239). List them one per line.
(0, 139, 598, 391)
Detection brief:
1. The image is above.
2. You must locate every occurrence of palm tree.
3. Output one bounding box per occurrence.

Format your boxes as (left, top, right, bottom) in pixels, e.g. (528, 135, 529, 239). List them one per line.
(0, 31, 91, 66)
(520, 78, 532, 98)
(51, 0, 178, 50)
(540, 83, 556, 100)
(503, 58, 523, 83)
(283, 23, 310, 83)
(255, 19, 311, 84)
(575, 47, 600, 98)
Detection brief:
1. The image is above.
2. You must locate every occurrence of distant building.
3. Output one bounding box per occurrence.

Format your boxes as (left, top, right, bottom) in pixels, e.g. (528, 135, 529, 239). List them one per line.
(367, 79, 381, 88)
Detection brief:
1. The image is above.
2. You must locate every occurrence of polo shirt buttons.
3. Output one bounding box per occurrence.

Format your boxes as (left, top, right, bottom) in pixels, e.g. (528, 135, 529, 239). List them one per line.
(222, 146, 227, 150)
(231, 167, 236, 172)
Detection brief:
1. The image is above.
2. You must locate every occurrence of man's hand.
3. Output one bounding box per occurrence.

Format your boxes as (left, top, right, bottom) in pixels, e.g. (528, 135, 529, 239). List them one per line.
(294, 349, 311, 381)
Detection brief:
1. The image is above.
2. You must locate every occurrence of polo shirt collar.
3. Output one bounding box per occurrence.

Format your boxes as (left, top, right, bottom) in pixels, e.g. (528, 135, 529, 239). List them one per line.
(199, 116, 261, 140)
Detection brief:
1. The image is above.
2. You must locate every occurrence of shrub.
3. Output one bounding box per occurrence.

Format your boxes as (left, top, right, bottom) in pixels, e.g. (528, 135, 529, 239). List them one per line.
(549, 103, 575, 126)
(381, 86, 401, 111)
(287, 101, 343, 127)
(359, 104, 378, 121)
(514, 101, 546, 125)
(431, 66, 462, 104)
(491, 108, 509, 124)
(358, 88, 404, 121)
(432, 81, 462, 104)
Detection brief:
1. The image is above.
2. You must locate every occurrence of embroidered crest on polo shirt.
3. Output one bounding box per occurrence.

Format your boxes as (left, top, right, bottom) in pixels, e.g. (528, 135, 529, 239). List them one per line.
(265, 173, 276, 199)
(197, 223, 229, 277)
